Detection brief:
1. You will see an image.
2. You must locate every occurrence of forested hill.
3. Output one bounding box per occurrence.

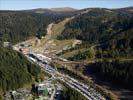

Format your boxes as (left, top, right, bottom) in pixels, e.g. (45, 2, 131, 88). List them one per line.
(57, 7, 133, 49)
(56, 7, 133, 94)
(0, 47, 40, 94)
(0, 8, 77, 98)
(0, 9, 76, 44)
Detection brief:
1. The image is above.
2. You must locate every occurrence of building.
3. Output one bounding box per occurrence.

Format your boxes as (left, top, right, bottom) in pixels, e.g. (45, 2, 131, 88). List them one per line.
(37, 84, 49, 96)
(34, 83, 54, 97)
(11, 91, 25, 100)
(3, 42, 12, 48)
(72, 40, 82, 47)
(19, 47, 30, 55)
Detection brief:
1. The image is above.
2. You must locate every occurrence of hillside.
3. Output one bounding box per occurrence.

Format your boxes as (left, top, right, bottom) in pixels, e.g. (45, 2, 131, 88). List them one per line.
(50, 7, 77, 12)
(0, 46, 40, 98)
(54, 7, 133, 99)
(57, 7, 133, 61)
(57, 8, 133, 44)
(0, 7, 133, 99)
(27, 7, 77, 13)
(0, 9, 76, 44)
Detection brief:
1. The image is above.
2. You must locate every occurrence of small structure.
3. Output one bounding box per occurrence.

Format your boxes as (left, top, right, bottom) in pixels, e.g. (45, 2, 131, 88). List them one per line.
(37, 84, 49, 96)
(3, 42, 12, 48)
(72, 40, 82, 47)
(34, 82, 54, 98)
(19, 47, 29, 55)
(11, 91, 24, 100)
(4, 89, 31, 100)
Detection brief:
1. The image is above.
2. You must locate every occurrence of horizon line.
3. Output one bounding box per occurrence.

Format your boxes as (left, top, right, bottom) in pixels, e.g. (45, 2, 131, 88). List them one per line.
(0, 6, 132, 11)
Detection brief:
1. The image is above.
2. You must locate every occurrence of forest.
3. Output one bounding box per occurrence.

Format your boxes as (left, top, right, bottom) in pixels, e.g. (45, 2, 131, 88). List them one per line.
(57, 8, 133, 48)
(57, 8, 133, 68)
(0, 47, 40, 92)
(56, 8, 133, 91)
(84, 60, 133, 89)
(0, 10, 73, 44)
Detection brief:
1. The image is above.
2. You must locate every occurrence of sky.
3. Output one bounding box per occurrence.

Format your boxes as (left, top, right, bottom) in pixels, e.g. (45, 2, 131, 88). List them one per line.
(0, 0, 133, 10)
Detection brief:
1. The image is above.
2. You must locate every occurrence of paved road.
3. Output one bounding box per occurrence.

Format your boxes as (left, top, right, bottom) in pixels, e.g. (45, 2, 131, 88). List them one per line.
(25, 52, 105, 100)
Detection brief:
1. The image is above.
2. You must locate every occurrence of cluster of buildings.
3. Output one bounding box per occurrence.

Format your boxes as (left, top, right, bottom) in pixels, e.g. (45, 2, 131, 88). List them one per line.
(4, 89, 31, 100)
(32, 82, 55, 100)
(13, 43, 32, 55)
(31, 81, 64, 100)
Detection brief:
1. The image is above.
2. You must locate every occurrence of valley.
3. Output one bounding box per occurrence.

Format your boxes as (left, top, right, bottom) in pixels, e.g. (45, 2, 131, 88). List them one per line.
(0, 6, 133, 100)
